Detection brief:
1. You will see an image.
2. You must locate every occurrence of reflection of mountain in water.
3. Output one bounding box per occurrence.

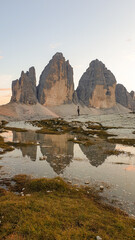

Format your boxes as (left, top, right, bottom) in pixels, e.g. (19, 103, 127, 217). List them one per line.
(12, 130, 114, 171)
(80, 141, 116, 167)
(13, 131, 73, 174)
(13, 131, 37, 160)
(39, 134, 74, 174)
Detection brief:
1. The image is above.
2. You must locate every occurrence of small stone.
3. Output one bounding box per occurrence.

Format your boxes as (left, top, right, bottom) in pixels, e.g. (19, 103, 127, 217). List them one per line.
(0, 148, 3, 152)
(85, 181, 90, 184)
(96, 236, 102, 240)
(39, 155, 47, 160)
(100, 186, 104, 191)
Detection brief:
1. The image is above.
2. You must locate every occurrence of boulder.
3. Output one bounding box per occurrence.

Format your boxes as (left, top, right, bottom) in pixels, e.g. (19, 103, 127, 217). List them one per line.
(76, 59, 116, 108)
(37, 53, 74, 106)
(11, 67, 37, 104)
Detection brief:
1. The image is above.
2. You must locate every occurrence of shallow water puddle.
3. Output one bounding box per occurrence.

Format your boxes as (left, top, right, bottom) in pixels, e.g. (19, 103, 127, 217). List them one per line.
(0, 130, 135, 215)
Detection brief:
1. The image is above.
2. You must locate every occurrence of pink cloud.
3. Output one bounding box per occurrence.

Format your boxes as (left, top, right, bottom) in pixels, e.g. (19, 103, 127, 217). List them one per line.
(0, 88, 11, 91)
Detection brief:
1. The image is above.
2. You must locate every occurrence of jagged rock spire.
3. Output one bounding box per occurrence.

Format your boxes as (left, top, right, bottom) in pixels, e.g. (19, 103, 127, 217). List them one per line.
(37, 52, 74, 106)
(11, 67, 37, 105)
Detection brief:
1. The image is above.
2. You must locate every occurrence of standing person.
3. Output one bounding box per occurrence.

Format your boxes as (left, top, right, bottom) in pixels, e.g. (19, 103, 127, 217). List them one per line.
(77, 106, 80, 116)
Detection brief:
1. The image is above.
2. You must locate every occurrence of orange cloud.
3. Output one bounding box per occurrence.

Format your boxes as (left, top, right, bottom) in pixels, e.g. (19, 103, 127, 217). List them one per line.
(0, 88, 11, 91)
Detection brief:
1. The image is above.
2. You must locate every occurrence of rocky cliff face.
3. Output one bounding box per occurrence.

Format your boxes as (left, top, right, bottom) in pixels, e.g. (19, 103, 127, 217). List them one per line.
(115, 84, 135, 110)
(37, 53, 74, 106)
(11, 67, 37, 104)
(76, 59, 116, 108)
(10, 54, 135, 111)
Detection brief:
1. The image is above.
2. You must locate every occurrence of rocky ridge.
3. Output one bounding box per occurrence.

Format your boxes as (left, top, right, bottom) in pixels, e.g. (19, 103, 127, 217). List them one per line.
(10, 53, 135, 111)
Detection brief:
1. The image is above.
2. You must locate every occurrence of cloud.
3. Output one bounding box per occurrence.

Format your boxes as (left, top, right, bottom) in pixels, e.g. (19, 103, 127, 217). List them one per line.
(0, 56, 3, 60)
(0, 88, 11, 91)
(49, 43, 61, 49)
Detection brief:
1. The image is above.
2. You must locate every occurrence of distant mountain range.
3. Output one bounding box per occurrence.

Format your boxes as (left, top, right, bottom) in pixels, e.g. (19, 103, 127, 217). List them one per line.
(9, 52, 135, 111)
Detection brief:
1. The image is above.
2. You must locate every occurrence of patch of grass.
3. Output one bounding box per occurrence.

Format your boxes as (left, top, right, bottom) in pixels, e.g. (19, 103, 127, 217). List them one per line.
(31, 119, 86, 135)
(84, 129, 117, 139)
(86, 121, 105, 130)
(69, 137, 95, 146)
(4, 127, 28, 132)
(11, 175, 71, 194)
(0, 176, 135, 240)
(31, 119, 72, 135)
(112, 162, 130, 165)
(108, 138, 135, 146)
(6, 141, 37, 148)
(103, 150, 125, 156)
(0, 187, 7, 196)
(0, 120, 9, 127)
(29, 119, 117, 140)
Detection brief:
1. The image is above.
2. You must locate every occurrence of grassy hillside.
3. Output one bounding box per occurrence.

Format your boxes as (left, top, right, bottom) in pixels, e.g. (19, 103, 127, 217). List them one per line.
(0, 175, 135, 240)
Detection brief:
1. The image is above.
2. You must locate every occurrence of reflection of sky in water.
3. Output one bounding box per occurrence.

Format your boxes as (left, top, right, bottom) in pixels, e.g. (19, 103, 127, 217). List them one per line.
(0, 130, 13, 142)
(116, 144, 135, 155)
(0, 130, 135, 215)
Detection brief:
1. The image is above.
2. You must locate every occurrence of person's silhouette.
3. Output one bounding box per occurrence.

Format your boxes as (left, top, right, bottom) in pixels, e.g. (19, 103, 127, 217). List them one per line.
(77, 106, 80, 116)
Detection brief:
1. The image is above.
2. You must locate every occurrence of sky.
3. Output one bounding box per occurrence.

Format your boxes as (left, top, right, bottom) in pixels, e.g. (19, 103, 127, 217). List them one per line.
(1, 0, 135, 104)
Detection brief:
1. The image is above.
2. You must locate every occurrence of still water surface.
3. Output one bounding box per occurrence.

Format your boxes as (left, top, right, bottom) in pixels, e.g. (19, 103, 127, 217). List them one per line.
(0, 128, 135, 216)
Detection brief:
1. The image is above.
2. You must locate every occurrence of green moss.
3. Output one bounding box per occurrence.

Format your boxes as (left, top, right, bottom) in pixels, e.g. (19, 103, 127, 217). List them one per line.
(0, 176, 135, 240)
(86, 129, 117, 139)
(31, 119, 71, 135)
